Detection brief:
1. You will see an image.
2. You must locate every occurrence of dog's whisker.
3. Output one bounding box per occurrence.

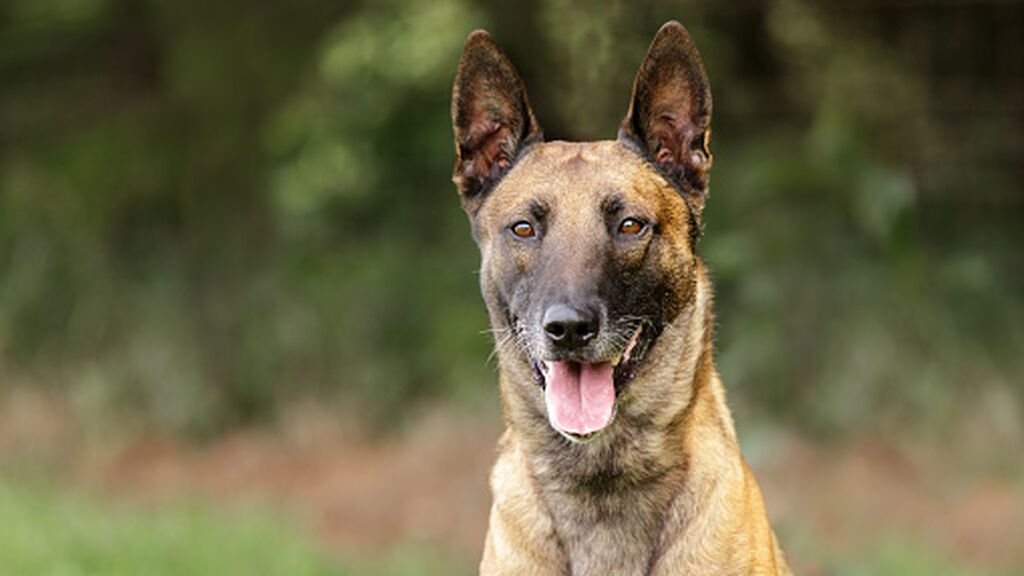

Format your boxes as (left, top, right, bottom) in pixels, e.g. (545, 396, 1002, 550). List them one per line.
(487, 330, 516, 365)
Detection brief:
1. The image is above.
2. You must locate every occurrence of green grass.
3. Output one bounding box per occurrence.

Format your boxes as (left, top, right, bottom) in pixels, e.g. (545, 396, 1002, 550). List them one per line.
(782, 526, 1010, 576)
(0, 478, 472, 576)
(829, 544, 984, 576)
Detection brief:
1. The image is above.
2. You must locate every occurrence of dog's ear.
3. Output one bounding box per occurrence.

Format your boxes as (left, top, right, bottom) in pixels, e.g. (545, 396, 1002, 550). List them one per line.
(619, 21, 712, 213)
(452, 30, 542, 214)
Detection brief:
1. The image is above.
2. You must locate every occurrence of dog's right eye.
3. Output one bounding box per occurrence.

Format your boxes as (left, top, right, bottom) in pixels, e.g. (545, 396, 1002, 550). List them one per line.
(511, 221, 536, 239)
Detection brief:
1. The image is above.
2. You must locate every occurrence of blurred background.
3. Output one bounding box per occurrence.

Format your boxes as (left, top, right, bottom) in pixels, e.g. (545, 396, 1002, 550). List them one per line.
(1, 0, 1022, 574)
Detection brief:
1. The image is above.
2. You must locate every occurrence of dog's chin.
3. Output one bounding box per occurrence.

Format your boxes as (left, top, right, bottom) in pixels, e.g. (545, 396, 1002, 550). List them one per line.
(528, 326, 645, 443)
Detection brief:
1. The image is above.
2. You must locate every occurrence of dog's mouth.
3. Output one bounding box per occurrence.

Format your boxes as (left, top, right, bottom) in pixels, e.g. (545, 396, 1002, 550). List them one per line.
(530, 325, 645, 442)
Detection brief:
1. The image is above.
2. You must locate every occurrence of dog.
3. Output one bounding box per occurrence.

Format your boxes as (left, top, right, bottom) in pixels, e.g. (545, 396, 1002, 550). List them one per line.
(450, 21, 791, 576)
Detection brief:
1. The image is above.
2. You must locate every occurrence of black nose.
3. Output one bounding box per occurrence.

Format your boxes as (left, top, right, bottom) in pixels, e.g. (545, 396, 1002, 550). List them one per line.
(543, 304, 599, 350)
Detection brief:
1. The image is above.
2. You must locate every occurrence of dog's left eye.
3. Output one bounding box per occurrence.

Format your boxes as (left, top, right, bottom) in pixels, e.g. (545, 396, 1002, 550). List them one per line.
(618, 218, 646, 236)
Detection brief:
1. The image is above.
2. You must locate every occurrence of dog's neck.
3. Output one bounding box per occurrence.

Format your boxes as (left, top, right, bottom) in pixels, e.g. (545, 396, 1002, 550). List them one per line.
(500, 267, 743, 575)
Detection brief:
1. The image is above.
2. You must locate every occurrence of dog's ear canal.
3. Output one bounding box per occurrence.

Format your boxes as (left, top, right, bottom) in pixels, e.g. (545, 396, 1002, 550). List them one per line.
(619, 21, 713, 211)
(451, 30, 542, 213)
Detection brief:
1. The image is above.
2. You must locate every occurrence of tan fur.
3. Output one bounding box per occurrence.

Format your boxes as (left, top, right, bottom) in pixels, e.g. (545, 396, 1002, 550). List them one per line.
(475, 142, 790, 575)
(452, 22, 791, 576)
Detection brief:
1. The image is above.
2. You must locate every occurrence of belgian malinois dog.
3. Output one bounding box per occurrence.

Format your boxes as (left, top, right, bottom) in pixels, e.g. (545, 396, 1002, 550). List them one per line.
(451, 21, 791, 575)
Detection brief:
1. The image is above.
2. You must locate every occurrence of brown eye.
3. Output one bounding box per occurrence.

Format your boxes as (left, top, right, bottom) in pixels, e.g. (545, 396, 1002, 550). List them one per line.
(618, 218, 645, 236)
(511, 221, 535, 238)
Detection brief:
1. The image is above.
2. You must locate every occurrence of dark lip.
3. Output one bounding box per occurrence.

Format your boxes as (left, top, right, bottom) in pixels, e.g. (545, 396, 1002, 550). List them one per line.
(528, 327, 649, 395)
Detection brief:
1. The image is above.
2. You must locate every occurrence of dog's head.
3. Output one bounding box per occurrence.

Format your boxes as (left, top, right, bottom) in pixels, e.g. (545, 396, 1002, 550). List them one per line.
(451, 22, 713, 442)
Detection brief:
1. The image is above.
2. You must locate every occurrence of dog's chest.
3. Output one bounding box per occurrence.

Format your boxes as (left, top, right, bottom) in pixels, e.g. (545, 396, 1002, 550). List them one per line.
(545, 490, 666, 576)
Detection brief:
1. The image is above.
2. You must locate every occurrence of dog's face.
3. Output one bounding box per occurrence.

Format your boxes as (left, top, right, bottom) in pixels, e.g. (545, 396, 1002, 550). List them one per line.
(452, 23, 713, 442)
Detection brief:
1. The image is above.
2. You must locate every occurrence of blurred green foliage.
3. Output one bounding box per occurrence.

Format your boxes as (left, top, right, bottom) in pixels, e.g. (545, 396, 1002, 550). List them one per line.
(1, 0, 1021, 435)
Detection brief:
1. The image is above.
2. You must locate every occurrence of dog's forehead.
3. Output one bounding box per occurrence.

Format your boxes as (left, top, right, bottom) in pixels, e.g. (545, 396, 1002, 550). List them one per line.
(484, 140, 682, 219)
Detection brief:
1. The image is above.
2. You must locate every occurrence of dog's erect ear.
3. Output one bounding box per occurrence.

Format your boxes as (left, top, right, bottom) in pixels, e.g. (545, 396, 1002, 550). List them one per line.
(452, 30, 542, 213)
(619, 21, 712, 212)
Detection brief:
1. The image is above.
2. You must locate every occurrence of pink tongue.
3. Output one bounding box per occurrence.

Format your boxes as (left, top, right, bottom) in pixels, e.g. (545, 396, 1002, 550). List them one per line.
(544, 361, 615, 435)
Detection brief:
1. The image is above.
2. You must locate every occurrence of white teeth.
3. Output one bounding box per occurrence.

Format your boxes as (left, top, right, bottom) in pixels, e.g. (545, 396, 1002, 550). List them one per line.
(540, 361, 552, 377)
(621, 325, 643, 364)
(610, 325, 643, 369)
